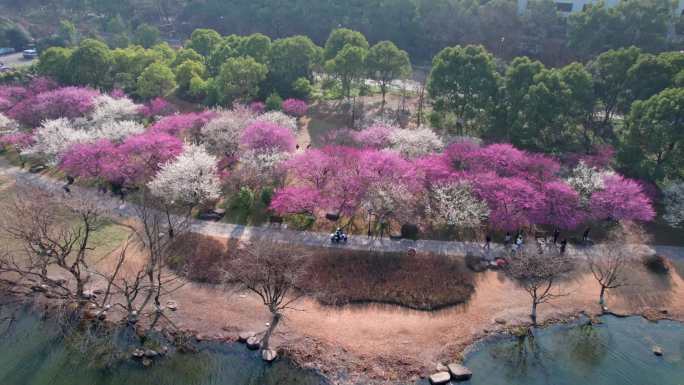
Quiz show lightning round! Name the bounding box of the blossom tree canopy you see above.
[426,181,489,227]
[23,118,93,163]
[112,132,183,185]
[589,174,656,222]
[352,123,394,149]
[281,98,308,117]
[566,162,614,204]
[663,182,684,228]
[8,87,100,127]
[148,143,222,207]
[150,111,217,137]
[140,97,176,119]
[250,111,298,133]
[537,181,584,230]
[472,175,544,231]
[283,149,336,188]
[269,186,321,215]
[240,121,296,153]
[95,120,145,142]
[200,107,254,156]
[89,94,141,127]
[388,127,444,158]
[0,113,14,131]
[59,139,118,180]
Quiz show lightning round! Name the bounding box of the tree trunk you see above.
[380,85,387,113]
[599,285,606,307]
[261,312,281,351]
[530,301,538,326]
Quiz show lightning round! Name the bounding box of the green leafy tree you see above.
[134,23,161,48]
[175,60,206,99]
[38,47,73,84]
[207,42,237,76]
[366,40,412,111]
[587,47,641,128]
[238,33,271,63]
[266,92,283,111]
[621,88,684,182]
[58,20,77,46]
[68,38,113,88]
[172,48,204,68]
[497,56,545,140]
[215,56,268,105]
[4,25,31,51]
[268,35,321,97]
[427,45,498,135]
[325,44,367,100]
[187,28,222,57]
[137,62,177,99]
[625,53,677,106]
[323,28,369,61]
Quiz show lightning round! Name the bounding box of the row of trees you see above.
[35,27,412,109]
[427,45,684,183]
[5,0,683,65]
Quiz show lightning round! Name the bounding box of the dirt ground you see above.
[161,238,684,385]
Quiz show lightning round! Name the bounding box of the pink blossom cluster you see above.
[6,86,100,127]
[249,101,266,115]
[139,97,177,119]
[149,111,217,137]
[59,132,183,186]
[0,131,34,149]
[271,140,655,230]
[281,98,308,117]
[352,123,393,149]
[240,121,297,153]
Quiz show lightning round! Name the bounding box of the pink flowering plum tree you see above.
[352,123,394,149]
[110,132,183,186]
[140,97,177,119]
[0,86,31,112]
[249,101,266,115]
[8,87,100,127]
[281,98,309,117]
[59,139,118,180]
[472,175,545,231]
[537,181,585,230]
[240,121,296,153]
[270,186,322,216]
[282,149,336,188]
[589,175,655,222]
[149,111,217,138]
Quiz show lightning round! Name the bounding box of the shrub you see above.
[169,233,227,283]
[249,101,266,114]
[281,98,308,117]
[8,87,100,127]
[265,92,283,111]
[643,254,669,274]
[291,77,312,100]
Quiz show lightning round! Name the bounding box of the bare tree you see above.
[226,242,306,350]
[0,187,103,305]
[506,246,574,325]
[587,245,630,308]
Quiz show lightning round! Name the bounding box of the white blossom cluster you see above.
[201,108,254,156]
[239,148,291,175]
[362,181,415,223]
[89,95,141,127]
[148,143,221,206]
[251,111,298,133]
[566,161,615,204]
[22,118,93,163]
[426,181,489,227]
[0,113,15,132]
[663,182,684,228]
[95,120,145,142]
[389,128,444,158]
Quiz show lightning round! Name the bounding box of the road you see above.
[0,52,36,69]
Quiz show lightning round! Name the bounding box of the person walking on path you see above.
[484,234,491,251]
[560,239,568,254]
[553,228,560,244]
[583,227,591,244]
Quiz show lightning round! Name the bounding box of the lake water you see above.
[0,306,326,385]
[458,315,684,385]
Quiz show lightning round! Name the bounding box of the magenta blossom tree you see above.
[249,101,266,115]
[352,123,394,149]
[472,175,544,231]
[281,99,308,117]
[589,175,655,222]
[7,87,100,127]
[149,111,217,137]
[59,139,118,180]
[140,97,176,119]
[270,186,322,215]
[240,121,296,153]
[537,181,585,230]
[0,131,34,150]
[108,132,183,185]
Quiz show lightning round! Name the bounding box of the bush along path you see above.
[1,159,681,260]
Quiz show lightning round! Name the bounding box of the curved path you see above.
[1,158,683,259]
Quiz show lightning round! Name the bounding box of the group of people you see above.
[485,227,591,255]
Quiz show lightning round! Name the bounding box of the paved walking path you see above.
[2,159,683,259]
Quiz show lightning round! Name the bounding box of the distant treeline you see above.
[2,0,683,65]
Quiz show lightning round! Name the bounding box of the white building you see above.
[517,0,684,16]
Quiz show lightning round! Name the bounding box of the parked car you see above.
[22,49,38,59]
[0,48,15,56]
